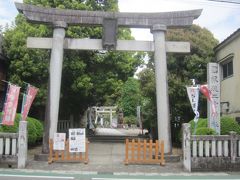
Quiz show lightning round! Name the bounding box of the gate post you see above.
[18,121,28,168]
[230,131,237,163]
[183,123,191,172]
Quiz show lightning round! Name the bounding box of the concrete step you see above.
[87,135,147,143]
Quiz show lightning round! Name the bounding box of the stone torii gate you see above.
[16,3,202,153]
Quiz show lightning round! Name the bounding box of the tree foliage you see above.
[138,25,218,137]
[3,0,142,118]
[167,25,218,122]
[118,77,142,117]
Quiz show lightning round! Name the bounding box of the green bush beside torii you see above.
[0,113,43,145]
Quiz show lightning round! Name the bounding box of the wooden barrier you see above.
[48,138,89,164]
[125,139,165,166]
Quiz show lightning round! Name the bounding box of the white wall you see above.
[216,35,240,118]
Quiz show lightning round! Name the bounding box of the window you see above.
[222,56,233,79]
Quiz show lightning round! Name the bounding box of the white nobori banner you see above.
[186,86,200,123]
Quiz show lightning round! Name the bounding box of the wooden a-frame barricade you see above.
[48,139,89,164]
[125,139,165,166]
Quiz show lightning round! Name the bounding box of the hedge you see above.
[0,112,44,145]
[195,127,217,135]
[0,113,20,133]
[189,116,240,135]
[124,115,137,125]
[189,118,208,133]
[221,116,240,135]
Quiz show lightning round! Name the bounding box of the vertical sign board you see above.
[137,106,142,129]
[69,128,86,152]
[207,63,221,134]
[53,133,66,150]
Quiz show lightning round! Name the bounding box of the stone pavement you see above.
[24,142,183,175]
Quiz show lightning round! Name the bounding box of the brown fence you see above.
[125,139,165,165]
[48,139,89,164]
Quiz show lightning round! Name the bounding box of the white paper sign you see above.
[69,128,86,152]
[53,133,66,150]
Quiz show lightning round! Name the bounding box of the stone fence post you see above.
[230,131,237,163]
[18,121,28,168]
[182,123,191,172]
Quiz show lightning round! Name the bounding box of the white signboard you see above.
[207,63,221,134]
[69,128,86,152]
[53,133,66,150]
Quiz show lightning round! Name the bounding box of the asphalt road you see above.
[0,174,74,180]
[2,172,240,180]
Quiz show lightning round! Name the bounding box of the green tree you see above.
[118,77,142,117]
[167,25,218,122]
[138,25,218,139]
[3,0,142,119]
[138,68,158,138]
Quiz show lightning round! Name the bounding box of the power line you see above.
[171,0,240,9]
[206,0,240,4]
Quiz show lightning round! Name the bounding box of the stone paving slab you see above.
[24,141,184,174]
[22,160,184,174]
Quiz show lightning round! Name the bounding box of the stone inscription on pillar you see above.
[207,63,220,135]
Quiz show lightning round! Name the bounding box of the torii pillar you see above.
[49,21,67,139]
[151,24,171,152]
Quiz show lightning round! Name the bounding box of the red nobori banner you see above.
[21,85,38,121]
[2,84,21,126]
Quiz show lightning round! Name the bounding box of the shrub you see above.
[0,113,21,133]
[189,116,240,135]
[124,116,137,125]
[0,112,44,145]
[221,116,240,135]
[195,127,216,135]
[28,117,43,141]
[177,116,240,144]
[189,118,208,134]
[27,118,38,145]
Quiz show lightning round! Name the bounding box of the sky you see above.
[0,0,240,42]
